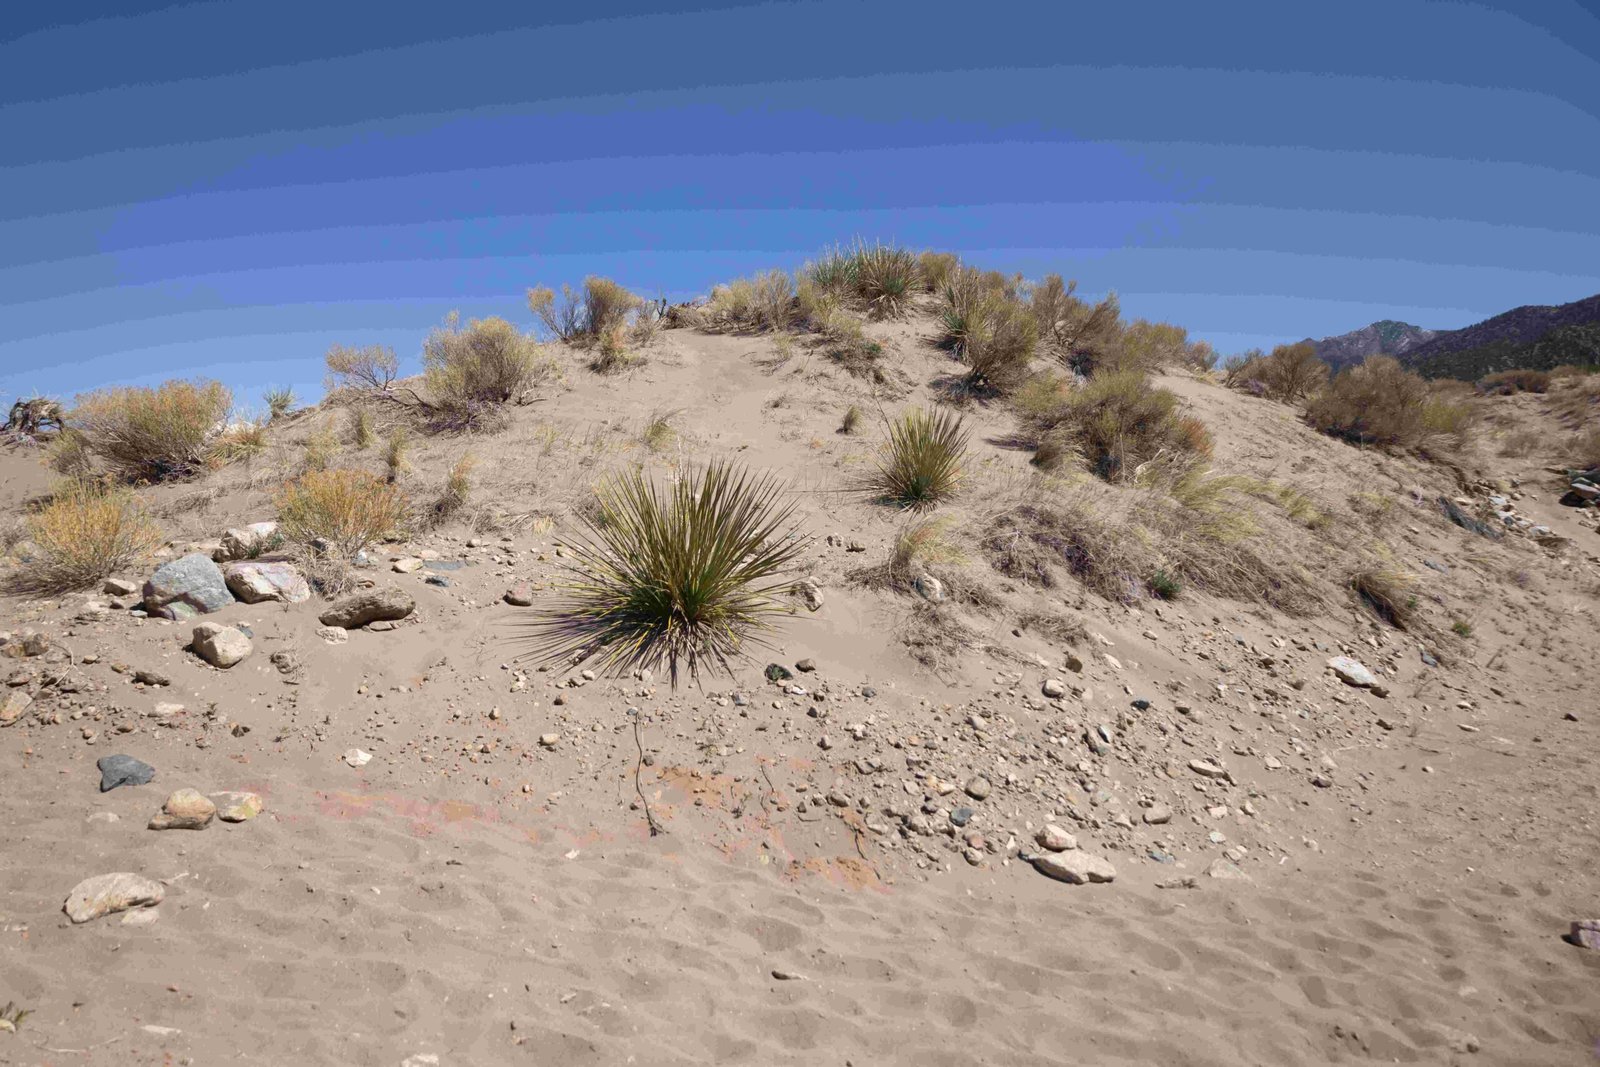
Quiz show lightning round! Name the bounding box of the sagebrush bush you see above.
[1114,320,1190,375]
[527,284,583,342]
[706,270,796,332]
[1306,357,1475,453]
[1478,369,1550,395]
[71,379,232,482]
[520,461,807,685]
[276,468,407,560]
[1031,370,1211,481]
[18,481,163,593]
[1030,274,1122,374]
[962,295,1039,393]
[583,277,640,340]
[325,344,399,392]
[871,407,970,509]
[917,251,960,293]
[1226,341,1328,402]
[422,313,551,425]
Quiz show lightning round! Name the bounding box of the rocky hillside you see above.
[1403,292,1600,380]
[1305,319,1435,372]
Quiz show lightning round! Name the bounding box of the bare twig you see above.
[630,710,664,837]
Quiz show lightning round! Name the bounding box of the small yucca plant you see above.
[871,407,970,510]
[520,461,808,686]
[853,242,921,319]
[263,387,297,421]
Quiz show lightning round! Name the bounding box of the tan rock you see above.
[149,788,215,830]
[64,872,165,923]
[209,791,263,822]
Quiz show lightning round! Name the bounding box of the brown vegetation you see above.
[13,481,163,593]
[1305,357,1475,454]
[71,379,233,482]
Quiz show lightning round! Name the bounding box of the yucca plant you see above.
[853,242,921,319]
[520,461,808,685]
[263,386,297,421]
[871,407,970,509]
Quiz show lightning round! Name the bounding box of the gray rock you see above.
[1328,656,1378,688]
[192,623,252,668]
[1033,850,1116,885]
[213,522,281,562]
[1143,804,1173,825]
[64,872,165,923]
[318,587,416,629]
[1569,920,1600,950]
[97,754,155,792]
[223,561,310,604]
[102,577,140,596]
[143,553,234,620]
[1042,678,1066,698]
[795,578,825,612]
[1206,857,1253,881]
[964,776,991,801]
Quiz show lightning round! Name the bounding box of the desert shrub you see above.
[1221,350,1263,389]
[422,313,550,425]
[804,241,923,319]
[350,408,376,450]
[1183,340,1219,372]
[1551,374,1600,425]
[984,499,1148,601]
[917,251,960,293]
[1574,426,1600,469]
[961,296,1039,393]
[301,423,339,472]
[630,297,667,346]
[940,266,1010,353]
[1224,342,1327,402]
[325,344,399,392]
[46,429,96,479]
[814,306,884,378]
[1114,320,1190,375]
[263,387,297,420]
[71,379,232,482]
[1451,619,1473,638]
[592,324,638,374]
[852,516,996,608]
[583,277,641,340]
[211,416,270,464]
[1030,274,1122,374]
[1305,357,1474,453]
[1034,370,1212,481]
[706,270,796,332]
[1350,563,1418,630]
[16,481,163,593]
[427,453,476,527]
[870,407,970,509]
[1478,368,1550,395]
[1148,568,1181,600]
[527,284,583,342]
[276,467,407,559]
[383,427,411,483]
[520,461,807,685]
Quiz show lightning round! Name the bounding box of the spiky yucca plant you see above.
[871,407,970,509]
[521,461,808,685]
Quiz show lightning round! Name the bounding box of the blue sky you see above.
[3,0,1598,408]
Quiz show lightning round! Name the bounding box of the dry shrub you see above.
[72,379,232,482]
[1350,564,1418,630]
[527,284,583,342]
[427,453,476,527]
[1227,341,1328,402]
[583,277,641,340]
[1015,610,1089,645]
[985,498,1149,601]
[813,305,884,378]
[423,313,552,426]
[324,344,399,393]
[839,404,863,434]
[1114,320,1190,375]
[211,416,270,464]
[940,266,1011,354]
[1031,370,1211,481]
[592,324,638,374]
[301,423,339,472]
[276,468,407,560]
[15,481,163,593]
[961,296,1039,394]
[383,427,412,483]
[630,298,666,347]
[852,517,996,609]
[1551,374,1600,425]
[917,251,960,292]
[46,429,95,479]
[1306,357,1475,453]
[1478,369,1550,395]
[527,277,640,347]
[706,270,796,332]
[1572,425,1600,469]
[350,408,376,450]
[1183,340,1219,372]
[1030,274,1122,374]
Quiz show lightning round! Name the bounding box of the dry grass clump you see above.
[1305,357,1475,454]
[705,270,796,332]
[12,480,163,593]
[985,498,1149,602]
[1015,609,1089,646]
[1550,373,1600,426]
[1350,563,1419,630]
[45,429,96,479]
[1571,425,1600,469]
[852,516,997,609]
[1477,369,1550,395]
[1027,369,1211,481]
[917,251,960,292]
[1225,341,1328,402]
[210,416,270,464]
[71,378,232,482]
[300,422,340,472]
[807,300,885,378]
[422,313,553,427]
[383,427,412,483]
[839,404,863,434]
[350,408,376,450]
[641,409,678,452]
[424,453,476,528]
[519,461,808,685]
[960,295,1039,394]
[276,467,407,560]
[325,344,399,393]
[870,407,970,509]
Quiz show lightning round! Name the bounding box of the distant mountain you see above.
[1305,320,1435,372]
[1399,293,1600,380]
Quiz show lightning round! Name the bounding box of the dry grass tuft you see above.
[350,408,376,450]
[705,270,796,332]
[425,453,476,528]
[11,481,163,593]
[1350,564,1419,630]
[383,427,412,483]
[641,409,678,452]
[211,416,271,464]
[72,378,232,482]
[839,404,863,435]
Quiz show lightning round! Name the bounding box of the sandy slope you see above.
[2,311,1599,1065]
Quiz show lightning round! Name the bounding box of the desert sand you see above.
[2,305,1599,1066]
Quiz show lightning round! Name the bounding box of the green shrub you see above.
[871,407,970,509]
[263,387,297,421]
[72,379,232,482]
[1148,568,1182,600]
[520,461,807,685]
[804,241,923,319]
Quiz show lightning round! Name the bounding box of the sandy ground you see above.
[3,311,1599,1065]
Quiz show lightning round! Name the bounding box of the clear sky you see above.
[3,0,1598,409]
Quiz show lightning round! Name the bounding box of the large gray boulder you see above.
[143,554,234,620]
[224,561,310,604]
[318,587,415,629]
